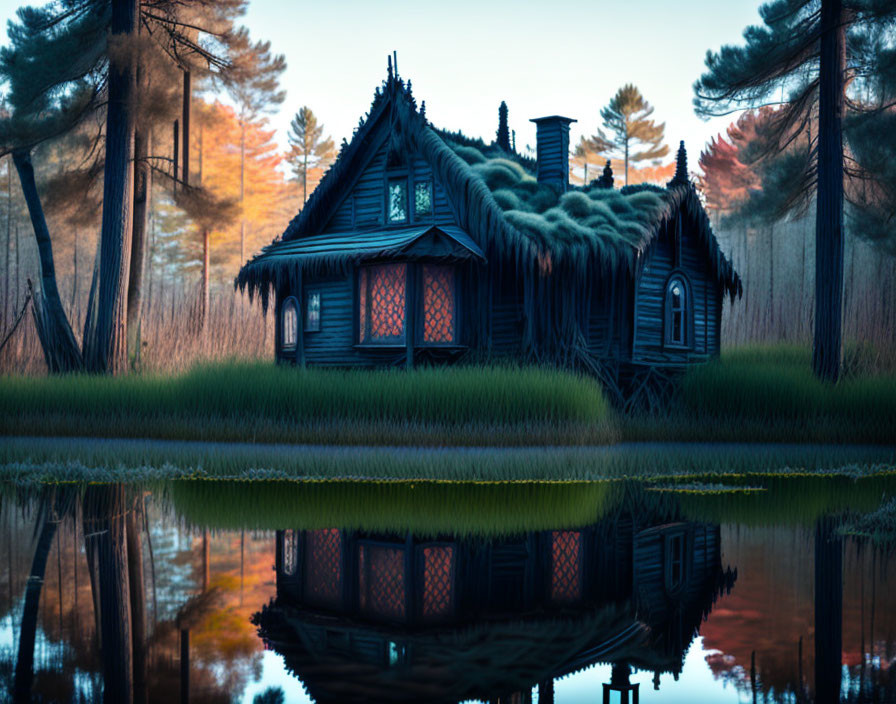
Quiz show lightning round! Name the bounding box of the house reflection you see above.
[253,501,737,703]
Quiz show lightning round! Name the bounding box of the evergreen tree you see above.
[693,0,896,382]
[496,101,511,152]
[287,107,335,206]
[583,84,669,186]
[224,27,286,263]
[0,0,247,373]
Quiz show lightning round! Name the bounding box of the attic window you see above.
[414,181,433,218]
[359,264,407,344]
[387,177,408,223]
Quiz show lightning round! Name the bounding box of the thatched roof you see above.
[235,69,741,362]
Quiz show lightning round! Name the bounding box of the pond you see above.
[0,475,894,703]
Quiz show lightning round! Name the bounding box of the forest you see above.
[0,0,893,404]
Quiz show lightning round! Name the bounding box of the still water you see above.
[0,477,894,703]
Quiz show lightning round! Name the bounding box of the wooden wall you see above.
[322,129,458,233]
[632,213,723,365]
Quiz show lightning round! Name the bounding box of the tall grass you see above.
[625,345,896,444]
[1,436,893,484]
[0,362,613,445]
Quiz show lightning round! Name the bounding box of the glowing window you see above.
[414,181,433,218]
[303,528,343,608]
[550,530,583,603]
[358,543,407,622]
[306,291,321,332]
[281,298,298,350]
[422,265,456,344]
[388,178,408,223]
[665,276,689,347]
[359,264,407,344]
[422,545,454,620]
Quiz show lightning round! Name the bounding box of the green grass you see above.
[626,345,896,444]
[0,346,894,446]
[1,436,893,484]
[0,362,615,446]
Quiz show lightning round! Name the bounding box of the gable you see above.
[321,133,458,234]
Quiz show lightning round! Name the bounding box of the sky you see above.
[0,0,765,166]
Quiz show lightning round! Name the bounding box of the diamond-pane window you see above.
[422,545,454,621]
[303,528,343,608]
[359,264,406,344]
[550,530,583,603]
[358,543,407,622]
[422,265,455,344]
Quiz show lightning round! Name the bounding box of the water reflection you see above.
[0,480,893,703]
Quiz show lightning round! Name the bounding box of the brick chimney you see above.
[529,115,576,192]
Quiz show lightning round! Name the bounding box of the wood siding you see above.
[322,137,458,233]
[632,216,722,364]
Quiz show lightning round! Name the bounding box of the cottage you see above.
[252,492,737,702]
[237,64,741,398]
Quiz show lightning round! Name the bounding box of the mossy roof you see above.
[237,74,741,315]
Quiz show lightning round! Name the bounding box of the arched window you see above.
[665,276,689,348]
[281,297,298,351]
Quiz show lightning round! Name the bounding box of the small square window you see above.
[388,178,408,223]
[414,181,433,218]
[306,291,321,332]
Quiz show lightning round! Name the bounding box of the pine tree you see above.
[583,84,669,186]
[224,27,286,264]
[693,0,896,382]
[287,107,335,206]
[0,0,248,373]
[496,101,511,152]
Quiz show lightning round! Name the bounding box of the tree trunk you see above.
[201,229,209,329]
[4,157,11,331]
[126,501,147,704]
[85,0,138,374]
[814,516,843,704]
[84,484,134,704]
[11,149,83,372]
[127,128,152,364]
[13,509,58,703]
[240,122,246,264]
[182,71,191,187]
[812,0,846,382]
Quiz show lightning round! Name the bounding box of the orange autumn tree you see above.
[191,101,297,289]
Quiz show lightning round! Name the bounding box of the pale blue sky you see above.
[1,0,764,166]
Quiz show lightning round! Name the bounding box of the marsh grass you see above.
[627,345,896,444]
[0,362,615,446]
[1,436,893,484]
[166,480,621,536]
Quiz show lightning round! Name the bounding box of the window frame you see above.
[356,262,409,347]
[663,529,690,596]
[305,290,322,333]
[413,179,434,221]
[385,173,410,225]
[663,272,692,350]
[417,263,459,347]
[280,296,299,352]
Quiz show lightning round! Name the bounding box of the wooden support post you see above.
[296,268,305,368]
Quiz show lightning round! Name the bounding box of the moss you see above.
[453,145,486,165]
